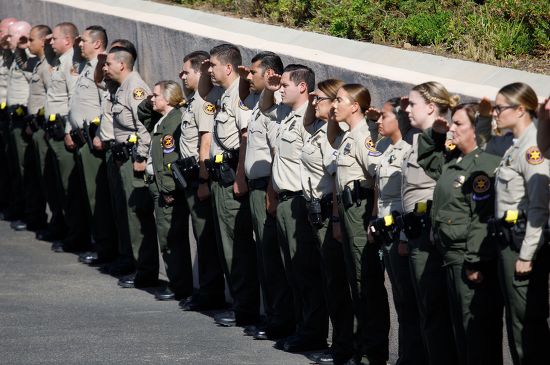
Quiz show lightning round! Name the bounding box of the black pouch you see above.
[70,129,86,148]
[509,219,527,252]
[307,198,323,228]
[205,159,220,182]
[402,212,422,240]
[342,186,354,209]
[45,114,66,141]
[370,217,394,245]
[112,143,130,163]
[218,161,236,187]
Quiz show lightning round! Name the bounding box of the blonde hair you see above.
[498,82,538,118]
[341,84,371,113]
[412,81,460,115]
[155,80,185,107]
[318,79,344,99]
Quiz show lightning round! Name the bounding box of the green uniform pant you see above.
[249,186,294,329]
[382,239,427,364]
[117,159,158,281]
[438,243,503,365]
[79,147,117,260]
[22,129,47,229]
[277,196,327,340]
[498,242,550,365]
[40,135,65,236]
[6,123,27,218]
[338,197,389,364]
[47,138,89,248]
[408,231,457,365]
[150,182,192,298]
[211,181,259,318]
[0,119,10,209]
[314,217,354,362]
[184,183,225,302]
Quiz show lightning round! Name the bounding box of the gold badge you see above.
[162,134,175,154]
[472,174,490,194]
[133,88,146,100]
[445,140,456,151]
[526,146,544,165]
[365,138,381,156]
[203,102,215,115]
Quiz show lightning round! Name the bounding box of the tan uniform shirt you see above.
[269,101,320,193]
[375,138,411,217]
[244,91,279,180]
[335,121,380,193]
[179,90,219,160]
[98,88,115,141]
[111,71,151,157]
[27,56,51,114]
[45,48,78,117]
[300,121,337,201]
[401,133,437,213]
[495,121,550,260]
[68,58,104,131]
[6,54,33,106]
[210,78,254,157]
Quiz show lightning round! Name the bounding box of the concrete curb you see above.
[2,0,548,104]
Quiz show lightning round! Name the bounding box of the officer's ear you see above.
[225,63,233,77]
[426,101,437,116]
[298,81,308,94]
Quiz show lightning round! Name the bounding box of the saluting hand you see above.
[432,117,449,134]
[538,98,550,124]
[200,59,211,74]
[366,107,381,121]
[237,65,250,79]
[515,259,533,276]
[264,71,282,92]
[399,96,409,111]
[479,97,493,118]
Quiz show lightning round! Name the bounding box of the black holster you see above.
[45,114,66,141]
[111,142,131,163]
[172,156,199,191]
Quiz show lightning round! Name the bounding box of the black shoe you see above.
[214,311,236,327]
[283,335,328,353]
[118,274,136,288]
[274,333,297,350]
[51,241,64,253]
[310,349,335,364]
[10,220,27,231]
[244,325,259,336]
[179,296,228,311]
[36,230,61,242]
[342,357,366,365]
[155,287,175,301]
[254,324,294,341]
[79,251,97,263]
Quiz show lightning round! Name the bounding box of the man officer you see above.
[103,47,159,289]
[67,25,117,264]
[177,50,226,311]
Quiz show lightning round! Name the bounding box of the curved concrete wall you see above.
[2,0,548,105]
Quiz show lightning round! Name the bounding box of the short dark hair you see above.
[251,51,283,75]
[31,24,51,39]
[110,39,137,62]
[183,50,209,72]
[209,43,241,71]
[85,25,108,49]
[55,22,78,40]
[109,46,134,70]
[283,64,315,93]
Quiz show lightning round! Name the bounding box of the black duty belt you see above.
[248,176,270,191]
[278,190,303,202]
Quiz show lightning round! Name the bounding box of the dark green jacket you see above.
[418,128,501,265]
[151,107,182,195]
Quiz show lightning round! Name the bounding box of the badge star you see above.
[476,179,486,190]
[530,150,541,161]
[134,89,144,98]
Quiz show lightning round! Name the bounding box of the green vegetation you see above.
[173,0,549,66]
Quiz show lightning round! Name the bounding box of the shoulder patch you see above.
[133,87,146,100]
[472,174,491,201]
[162,134,175,154]
[365,138,381,156]
[203,102,216,115]
[526,146,544,165]
[239,100,249,111]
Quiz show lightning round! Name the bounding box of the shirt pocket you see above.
[435,210,470,243]
[279,129,298,158]
[214,112,230,138]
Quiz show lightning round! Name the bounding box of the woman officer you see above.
[417,103,504,365]
[147,80,193,301]
[493,82,550,365]
[302,79,354,365]
[332,84,389,365]
[402,81,458,364]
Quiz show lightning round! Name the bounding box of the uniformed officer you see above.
[238,51,295,340]
[177,50,226,310]
[19,25,53,234]
[45,22,90,253]
[199,43,260,327]
[103,46,159,289]
[418,103,504,365]
[304,78,354,365]
[493,82,550,365]
[147,80,193,301]
[0,17,17,216]
[371,98,427,365]
[402,81,458,365]
[5,21,34,228]
[332,84,389,365]
[260,64,328,352]
[68,25,116,264]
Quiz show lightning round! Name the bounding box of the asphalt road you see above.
[0,220,520,365]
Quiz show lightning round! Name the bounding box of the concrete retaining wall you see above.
[1,0,548,105]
